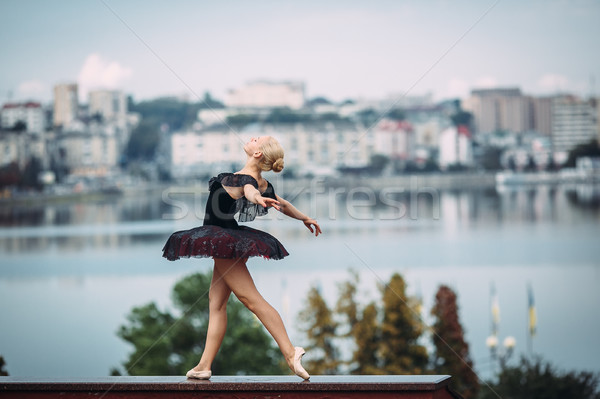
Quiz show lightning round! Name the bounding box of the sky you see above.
[1,0,599,105]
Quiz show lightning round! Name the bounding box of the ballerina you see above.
[163,136,321,380]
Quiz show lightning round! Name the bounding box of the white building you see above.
[264,121,370,173]
[53,83,79,127]
[197,108,228,126]
[0,130,46,169]
[52,121,119,177]
[551,95,598,154]
[169,121,371,179]
[1,102,46,133]
[88,90,127,123]
[225,81,305,110]
[88,89,133,152]
[373,119,414,160]
[439,126,473,168]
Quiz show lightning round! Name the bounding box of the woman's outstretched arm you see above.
[243,184,281,210]
[275,194,322,236]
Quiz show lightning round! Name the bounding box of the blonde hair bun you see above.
[272,157,284,173]
[259,136,285,173]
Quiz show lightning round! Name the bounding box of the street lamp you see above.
[486,334,516,369]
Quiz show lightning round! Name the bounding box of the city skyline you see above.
[1,1,599,105]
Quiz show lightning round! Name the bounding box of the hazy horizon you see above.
[1,0,599,104]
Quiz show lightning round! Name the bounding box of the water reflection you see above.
[0,191,173,228]
[0,185,598,254]
[0,183,599,378]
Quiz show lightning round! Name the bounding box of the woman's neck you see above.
[237,158,262,180]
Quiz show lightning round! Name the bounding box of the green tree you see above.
[450,111,473,128]
[353,302,382,374]
[264,107,310,123]
[129,97,197,131]
[199,92,225,109]
[298,285,340,374]
[356,108,378,126]
[565,139,600,168]
[387,108,406,121]
[368,154,390,174]
[479,146,503,171]
[335,270,382,374]
[379,273,428,374]
[226,113,260,126]
[21,156,43,189]
[336,270,359,332]
[126,120,161,161]
[430,285,479,399]
[0,162,21,187]
[480,356,600,399]
[0,355,8,376]
[113,271,284,376]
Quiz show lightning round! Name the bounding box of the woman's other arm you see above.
[275,194,322,236]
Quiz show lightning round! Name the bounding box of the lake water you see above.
[0,181,599,381]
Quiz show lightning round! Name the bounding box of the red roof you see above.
[378,119,413,132]
[457,125,471,138]
[2,102,41,109]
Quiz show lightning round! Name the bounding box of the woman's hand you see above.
[303,218,322,237]
[255,194,281,211]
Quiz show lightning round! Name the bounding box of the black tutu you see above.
[162,225,289,261]
[162,173,289,262]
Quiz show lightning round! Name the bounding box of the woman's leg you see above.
[192,261,232,372]
[214,258,297,370]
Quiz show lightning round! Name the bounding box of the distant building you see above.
[1,102,46,133]
[169,120,370,179]
[531,96,553,136]
[88,90,127,123]
[53,83,79,127]
[88,89,132,152]
[265,120,369,171]
[377,92,434,110]
[50,120,119,177]
[0,130,45,169]
[551,95,598,153]
[225,80,305,110]
[439,126,472,168]
[463,88,533,134]
[374,119,414,161]
[197,108,228,126]
[169,125,241,179]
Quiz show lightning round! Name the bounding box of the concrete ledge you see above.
[1,375,460,398]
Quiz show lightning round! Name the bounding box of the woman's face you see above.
[244,136,267,156]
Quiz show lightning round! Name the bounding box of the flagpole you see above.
[527,282,536,355]
[526,289,532,355]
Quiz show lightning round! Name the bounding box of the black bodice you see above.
[203,173,277,230]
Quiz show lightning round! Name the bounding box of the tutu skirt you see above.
[162,225,289,261]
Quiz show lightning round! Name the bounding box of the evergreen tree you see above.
[379,273,428,374]
[126,120,161,161]
[0,355,8,376]
[480,356,600,399]
[430,285,479,399]
[335,270,359,335]
[353,302,382,374]
[113,271,284,376]
[335,271,382,374]
[298,285,340,374]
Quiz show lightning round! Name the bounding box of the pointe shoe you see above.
[186,368,212,380]
[292,347,310,380]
